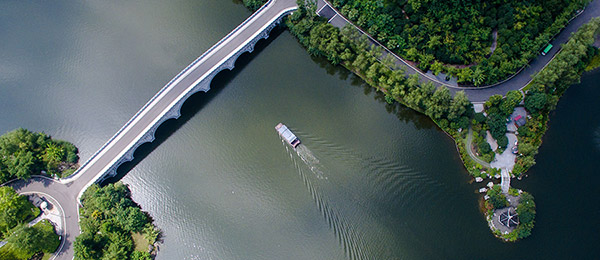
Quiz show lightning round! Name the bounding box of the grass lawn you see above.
[132,232,150,253]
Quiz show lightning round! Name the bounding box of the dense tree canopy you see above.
[0,128,79,183]
[330,0,588,85]
[5,220,60,259]
[486,185,509,209]
[0,187,38,238]
[287,3,474,134]
[75,182,159,260]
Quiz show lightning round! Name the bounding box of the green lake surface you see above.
[0,0,598,259]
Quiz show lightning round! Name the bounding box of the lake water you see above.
[0,0,598,259]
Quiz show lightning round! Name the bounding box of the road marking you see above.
[19,192,67,260]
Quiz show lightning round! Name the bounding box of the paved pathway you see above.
[466,128,491,168]
[315,0,600,102]
[490,133,518,193]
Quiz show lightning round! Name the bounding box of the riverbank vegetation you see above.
[513,17,600,176]
[0,128,79,183]
[75,182,160,260]
[287,1,474,136]
[239,0,595,242]
[329,0,589,86]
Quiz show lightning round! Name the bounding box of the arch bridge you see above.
[65,0,298,199]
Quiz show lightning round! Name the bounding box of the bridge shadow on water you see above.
[101,25,286,185]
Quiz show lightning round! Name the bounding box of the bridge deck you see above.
[66,0,298,197]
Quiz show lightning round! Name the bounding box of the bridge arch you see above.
[96,11,290,183]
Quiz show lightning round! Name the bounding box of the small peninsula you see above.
[241,0,600,241]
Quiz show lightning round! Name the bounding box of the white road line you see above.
[76,5,298,201]
[19,192,67,260]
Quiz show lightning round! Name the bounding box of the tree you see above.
[74,231,105,260]
[6,221,59,259]
[518,142,537,156]
[487,113,507,140]
[0,186,36,237]
[448,91,472,122]
[457,68,473,84]
[426,86,451,120]
[524,92,547,114]
[478,141,492,154]
[487,186,509,209]
[500,90,523,116]
[472,67,486,86]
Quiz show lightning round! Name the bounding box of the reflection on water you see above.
[595,126,600,151]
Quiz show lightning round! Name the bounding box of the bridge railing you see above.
[64,0,277,184]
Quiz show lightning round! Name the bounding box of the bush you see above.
[497,135,508,149]
[486,186,509,209]
[5,220,59,259]
[478,140,492,154]
[0,187,38,238]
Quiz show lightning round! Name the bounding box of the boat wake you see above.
[295,144,326,179]
[280,138,373,260]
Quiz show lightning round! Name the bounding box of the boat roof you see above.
[277,124,298,142]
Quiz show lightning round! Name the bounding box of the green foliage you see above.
[242,0,267,11]
[478,140,492,154]
[286,3,475,134]
[0,128,79,183]
[75,182,158,260]
[497,135,508,149]
[524,92,547,114]
[0,186,38,238]
[486,185,508,209]
[585,51,600,71]
[514,192,536,239]
[331,0,588,85]
[500,91,523,115]
[131,251,152,260]
[486,113,507,140]
[4,220,60,259]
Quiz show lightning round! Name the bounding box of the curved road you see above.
[7,177,79,260]
[5,0,599,259]
[316,0,600,102]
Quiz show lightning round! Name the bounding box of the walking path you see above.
[315,0,600,102]
[466,128,491,168]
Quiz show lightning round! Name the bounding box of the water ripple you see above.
[595,126,600,151]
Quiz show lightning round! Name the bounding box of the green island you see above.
[75,182,160,260]
[0,128,79,182]
[240,0,600,241]
[0,129,161,259]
